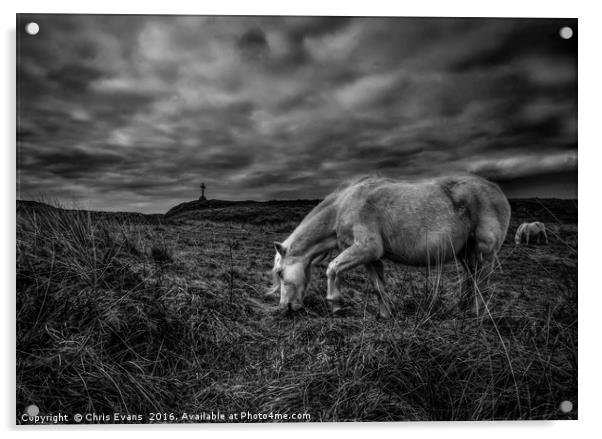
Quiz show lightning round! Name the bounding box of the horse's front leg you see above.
[326,232,384,314]
[326,271,343,313]
[365,260,391,319]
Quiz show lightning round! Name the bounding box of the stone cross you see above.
[199,182,207,200]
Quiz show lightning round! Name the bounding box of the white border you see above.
[3,1,599,438]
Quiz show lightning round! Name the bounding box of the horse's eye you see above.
[276,269,283,279]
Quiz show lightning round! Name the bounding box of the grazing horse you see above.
[515,222,548,245]
[268,175,511,317]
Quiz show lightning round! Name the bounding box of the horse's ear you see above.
[274,242,286,257]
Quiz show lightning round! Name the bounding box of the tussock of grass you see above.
[150,241,173,264]
[16,200,577,422]
[17,208,256,420]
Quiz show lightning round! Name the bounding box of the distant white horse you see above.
[515,222,548,245]
[268,175,511,318]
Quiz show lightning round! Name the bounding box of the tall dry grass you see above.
[17,206,257,420]
[16,202,577,422]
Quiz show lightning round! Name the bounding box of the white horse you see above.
[268,175,511,317]
[514,222,548,245]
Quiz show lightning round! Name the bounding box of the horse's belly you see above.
[383,222,470,266]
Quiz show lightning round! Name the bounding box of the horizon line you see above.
[17,196,578,216]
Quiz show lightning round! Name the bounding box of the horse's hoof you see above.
[458,303,480,318]
[263,294,278,303]
[327,299,345,315]
[377,304,392,319]
[331,303,349,317]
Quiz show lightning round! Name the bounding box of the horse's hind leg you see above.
[459,257,476,312]
[326,230,384,314]
[365,260,391,319]
[460,227,498,315]
[460,258,492,315]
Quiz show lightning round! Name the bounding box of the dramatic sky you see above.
[17,15,577,213]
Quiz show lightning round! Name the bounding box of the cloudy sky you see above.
[17,15,577,213]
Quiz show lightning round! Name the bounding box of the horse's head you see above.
[270,241,311,312]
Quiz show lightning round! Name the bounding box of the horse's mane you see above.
[335,172,494,193]
[335,173,388,191]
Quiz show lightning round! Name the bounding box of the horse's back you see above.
[338,175,510,232]
[528,221,546,235]
[532,221,546,230]
[334,175,510,264]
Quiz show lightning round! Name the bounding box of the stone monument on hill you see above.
[199,182,207,201]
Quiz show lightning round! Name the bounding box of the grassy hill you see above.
[16,197,577,422]
[17,200,164,224]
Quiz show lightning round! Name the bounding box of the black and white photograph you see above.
[16,14,577,423]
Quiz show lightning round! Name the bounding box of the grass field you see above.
[16,198,577,422]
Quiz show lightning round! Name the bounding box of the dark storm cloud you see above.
[46,64,106,92]
[237,27,270,59]
[17,15,577,213]
[280,17,351,66]
[20,146,124,178]
[450,19,577,73]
